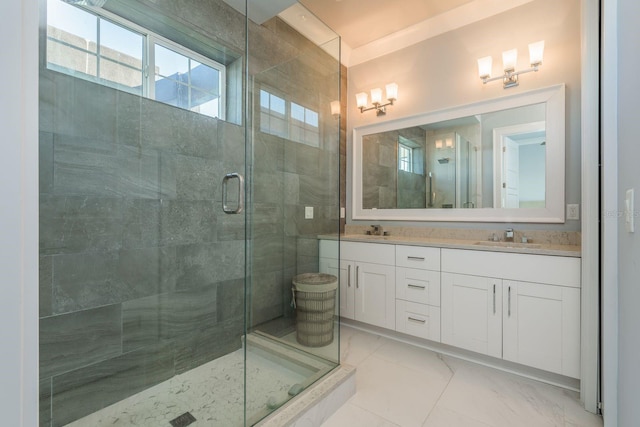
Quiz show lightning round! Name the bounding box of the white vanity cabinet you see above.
[502,280,581,378]
[441,273,502,358]
[319,240,396,329]
[441,249,581,378]
[395,245,441,341]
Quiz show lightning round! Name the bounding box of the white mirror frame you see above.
[352,84,566,223]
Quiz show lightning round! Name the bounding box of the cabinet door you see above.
[503,281,581,378]
[355,262,396,329]
[441,273,502,358]
[319,258,355,320]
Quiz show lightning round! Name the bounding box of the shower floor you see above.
[65,334,335,427]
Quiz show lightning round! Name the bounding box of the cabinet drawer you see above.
[395,267,440,306]
[341,241,395,265]
[442,249,581,288]
[395,300,440,342]
[396,245,440,270]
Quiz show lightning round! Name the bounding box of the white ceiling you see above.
[299,0,474,48]
[280,0,535,66]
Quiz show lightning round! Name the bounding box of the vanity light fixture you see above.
[478,41,544,89]
[355,83,398,116]
[435,138,454,149]
[330,100,341,118]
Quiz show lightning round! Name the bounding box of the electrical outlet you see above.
[567,204,579,220]
[305,206,313,219]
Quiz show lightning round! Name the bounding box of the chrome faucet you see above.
[504,228,514,242]
[371,224,383,236]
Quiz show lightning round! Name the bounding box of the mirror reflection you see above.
[361,103,545,210]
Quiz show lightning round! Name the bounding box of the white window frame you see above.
[46,0,226,120]
[148,35,226,120]
[398,142,413,173]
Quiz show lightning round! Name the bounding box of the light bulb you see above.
[330,100,340,116]
[502,48,518,72]
[385,83,398,101]
[477,56,493,79]
[529,40,545,66]
[370,88,383,105]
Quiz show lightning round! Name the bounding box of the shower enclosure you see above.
[38,0,342,425]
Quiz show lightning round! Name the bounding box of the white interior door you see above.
[504,137,520,208]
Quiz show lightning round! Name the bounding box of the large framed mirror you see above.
[352,84,565,222]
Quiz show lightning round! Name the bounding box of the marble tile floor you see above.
[322,325,604,427]
[64,341,318,427]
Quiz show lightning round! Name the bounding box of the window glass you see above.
[155,44,189,81]
[399,144,413,172]
[46,0,225,118]
[99,19,144,93]
[47,0,98,77]
[47,0,97,51]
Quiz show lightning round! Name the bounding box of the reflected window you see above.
[46,0,225,118]
[290,102,319,147]
[398,143,413,173]
[260,89,287,138]
[259,89,320,147]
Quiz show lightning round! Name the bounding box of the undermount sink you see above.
[473,241,542,249]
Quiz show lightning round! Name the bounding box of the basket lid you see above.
[292,273,338,292]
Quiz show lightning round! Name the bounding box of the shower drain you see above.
[169,412,197,427]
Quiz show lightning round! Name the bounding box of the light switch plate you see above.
[340,207,345,218]
[305,206,313,219]
[625,189,634,233]
[567,204,580,220]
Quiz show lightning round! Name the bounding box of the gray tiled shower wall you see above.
[362,126,426,209]
[38,1,341,425]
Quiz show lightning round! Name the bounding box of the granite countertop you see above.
[317,233,581,258]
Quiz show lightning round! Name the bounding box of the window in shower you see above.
[259,88,320,147]
[46,0,225,119]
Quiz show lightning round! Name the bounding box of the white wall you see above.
[0,0,39,425]
[347,0,582,230]
[616,0,640,425]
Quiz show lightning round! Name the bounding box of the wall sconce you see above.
[330,100,341,118]
[478,40,544,89]
[355,83,398,116]
[435,138,454,149]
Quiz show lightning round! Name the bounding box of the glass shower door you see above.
[244,2,342,424]
[39,0,249,425]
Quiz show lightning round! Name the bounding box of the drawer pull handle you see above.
[407,256,425,261]
[408,284,426,290]
[347,264,351,287]
[356,266,359,289]
[408,316,426,324]
[508,286,512,317]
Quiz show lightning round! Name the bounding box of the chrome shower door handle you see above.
[222,173,245,214]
